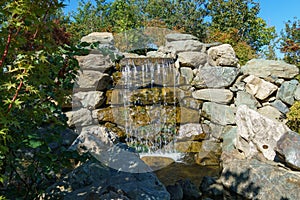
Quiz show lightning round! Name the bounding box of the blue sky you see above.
[63,0,299,34]
[258,0,299,34]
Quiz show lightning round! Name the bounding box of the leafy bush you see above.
[0,1,89,198]
[287,101,300,134]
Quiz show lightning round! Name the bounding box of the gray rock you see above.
[177,123,207,141]
[166,183,183,200]
[70,125,154,173]
[192,66,239,88]
[81,32,114,45]
[220,155,300,200]
[234,91,260,110]
[180,67,194,83]
[222,126,238,152]
[202,102,236,125]
[45,160,170,200]
[236,105,290,161]
[65,108,93,127]
[294,84,300,100]
[166,40,204,54]
[192,89,233,104]
[76,53,114,73]
[241,59,299,79]
[76,70,113,91]
[207,44,239,67]
[277,79,298,105]
[258,105,284,122]
[270,100,289,114]
[244,75,278,100]
[177,179,201,199]
[177,51,207,67]
[200,176,224,196]
[165,33,198,42]
[195,138,222,166]
[73,91,105,109]
[146,51,167,58]
[180,97,202,110]
[276,131,300,170]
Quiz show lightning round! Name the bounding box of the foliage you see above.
[66,0,110,43]
[280,18,300,68]
[106,0,142,33]
[0,0,87,198]
[207,0,276,52]
[206,28,257,65]
[140,0,209,40]
[286,101,300,134]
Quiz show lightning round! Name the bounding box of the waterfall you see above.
[113,58,181,157]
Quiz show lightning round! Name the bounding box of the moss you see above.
[287,101,300,134]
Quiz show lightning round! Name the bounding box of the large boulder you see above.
[241,59,299,79]
[235,105,290,160]
[202,102,236,125]
[243,75,278,100]
[45,160,170,200]
[165,33,198,42]
[75,70,113,91]
[165,40,204,54]
[65,108,93,127]
[207,44,239,67]
[177,51,207,67]
[73,91,105,109]
[76,53,114,73]
[220,153,300,200]
[81,32,114,45]
[276,79,298,105]
[276,131,300,170]
[192,89,233,104]
[192,66,239,88]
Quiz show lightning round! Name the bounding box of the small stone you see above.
[180,67,194,83]
[271,100,289,114]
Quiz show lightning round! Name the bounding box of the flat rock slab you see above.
[241,59,299,79]
[192,89,233,104]
[192,66,239,89]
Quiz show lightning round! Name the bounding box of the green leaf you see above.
[28,140,43,149]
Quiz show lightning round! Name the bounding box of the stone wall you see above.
[61,32,300,200]
[65,32,300,163]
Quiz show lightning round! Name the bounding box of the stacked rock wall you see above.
[66,32,299,164]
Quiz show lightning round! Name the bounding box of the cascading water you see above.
[112,58,183,159]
